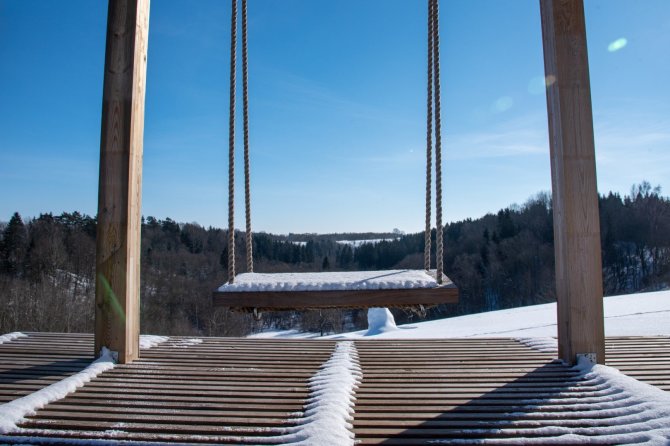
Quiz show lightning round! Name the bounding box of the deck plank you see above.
[0,333,667,444]
[0,332,93,404]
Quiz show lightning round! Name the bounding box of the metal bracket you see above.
[577,352,597,365]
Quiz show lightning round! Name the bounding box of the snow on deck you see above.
[169,338,204,348]
[1,334,668,444]
[515,337,559,352]
[0,348,116,434]
[572,357,670,444]
[218,270,438,292]
[425,357,670,444]
[139,335,169,349]
[0,332,26,345]
[278,341,362,446]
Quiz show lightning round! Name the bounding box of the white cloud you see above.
[491,96,514,113]
[594,115,670,193]
[445,114,549,160]
[259,71,410,125]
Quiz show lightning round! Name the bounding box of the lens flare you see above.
[545,75,557,87]
[99,274,127,324]
[608,38,628,52]
[492,96,514,113]
[528,76,546,95]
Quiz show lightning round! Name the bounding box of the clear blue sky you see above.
[1,1,668,234]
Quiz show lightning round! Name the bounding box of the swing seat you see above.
[213,269,458,312]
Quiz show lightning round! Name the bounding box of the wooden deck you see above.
[606,335,670,390]
[0,333,93,404]
[1,333,668,444]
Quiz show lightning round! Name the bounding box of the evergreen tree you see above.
[0,212,28,276]
[336,244,354,269]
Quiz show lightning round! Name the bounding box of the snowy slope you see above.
[336,289,670,339]
[251,289,670,339]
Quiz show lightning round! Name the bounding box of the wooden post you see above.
[95,0,150,364]
[540,0,605,365]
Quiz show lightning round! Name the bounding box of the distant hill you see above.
[1,182,668,336]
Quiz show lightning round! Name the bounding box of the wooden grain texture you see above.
[213,274,458,311]
[0,333,668,444]
[4,335,334,445]
[540,0,605,365]
[353,337,669,445]
[606,336,670,391]
[95,0,150,364]
[0,333,93,404]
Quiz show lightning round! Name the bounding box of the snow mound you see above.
[218,270,438,292]
[0,332,26,345]
[366,308,398,336]
[0,348,116,434]
[561,357,670,444]
[279,341,362,445]
[139,335,169,349]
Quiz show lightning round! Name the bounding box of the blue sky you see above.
[1,1,668,234]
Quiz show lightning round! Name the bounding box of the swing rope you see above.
[432,0,445,284]
[228,0,253,283]
[424,0,434,273]
[228,0,445,284]
[227,0,237,282]
[242,0,253,274]
[425,0,444,283]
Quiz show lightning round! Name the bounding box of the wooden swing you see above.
[214,0,458,313]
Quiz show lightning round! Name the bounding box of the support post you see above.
[95,0,150,364]
[540,0,605,364]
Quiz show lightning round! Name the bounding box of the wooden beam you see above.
[540,0,605,364]
[95,0,150,364]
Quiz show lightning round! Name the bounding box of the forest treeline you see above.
[1,182,669,336]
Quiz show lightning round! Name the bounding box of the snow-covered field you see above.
[250,289,670,339]
[335,238,397,248]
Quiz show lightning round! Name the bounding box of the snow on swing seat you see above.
[213,269,458,311]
